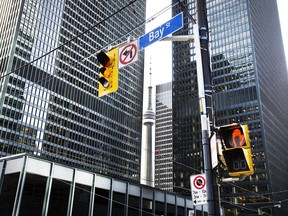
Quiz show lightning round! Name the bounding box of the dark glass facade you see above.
[172,0,288,215]
[0,0,146,183]
[155,82,173,191]
[0,154,197,216]
[172,0,202,197]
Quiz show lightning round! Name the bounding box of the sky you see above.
[143,0,288,91]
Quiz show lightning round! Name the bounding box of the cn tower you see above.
[141,69,156,187]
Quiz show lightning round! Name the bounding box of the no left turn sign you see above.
[118,40,138,69]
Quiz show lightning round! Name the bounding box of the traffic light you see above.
[96,47,119,97]
[218,124,254,177]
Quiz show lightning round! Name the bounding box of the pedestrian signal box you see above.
[218,124,254,177]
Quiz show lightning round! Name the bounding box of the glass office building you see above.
[0,0,146,183]
[172,0,288,215]
[0,154,198,216]
[155,82,173,191]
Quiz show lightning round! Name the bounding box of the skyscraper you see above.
[171,0,288,215]
[0,0,146,183]
[155,82,173,191]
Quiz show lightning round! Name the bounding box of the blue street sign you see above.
[139,12,183,51]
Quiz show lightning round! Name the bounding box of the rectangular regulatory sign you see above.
[118,40,138,69]
[139,12,183,50]
[190,174,208,206]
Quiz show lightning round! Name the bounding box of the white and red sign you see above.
[190,174,208,205]
[118,40,138,69]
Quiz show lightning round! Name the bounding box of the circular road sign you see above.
[193,175,206,190]
[119,42,138,68]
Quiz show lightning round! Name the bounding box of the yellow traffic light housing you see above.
[219,124,254,177]
[96,47,119,97]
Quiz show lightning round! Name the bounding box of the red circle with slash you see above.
[193,175,206,190]
[119,43,137,65]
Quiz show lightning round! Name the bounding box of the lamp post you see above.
[162,0,216,213]
[195,0,215,215]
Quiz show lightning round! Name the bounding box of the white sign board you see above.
[118,40,138,69]
[190,174,208,206]
[210,133,218,169]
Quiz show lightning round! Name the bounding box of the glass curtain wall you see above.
[0,0,146,183]
[171,0,288,215]
[0,155,196,216]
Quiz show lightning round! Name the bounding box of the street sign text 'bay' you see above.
[139,12,183,50]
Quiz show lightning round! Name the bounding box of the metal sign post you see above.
[194,22,215,216]
[194,0,216,214]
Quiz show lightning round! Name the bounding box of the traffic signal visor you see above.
[96,47,119,97]
[219,124,254,177]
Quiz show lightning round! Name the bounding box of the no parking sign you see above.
[190,174,208,205]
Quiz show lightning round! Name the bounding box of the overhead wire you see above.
[133,1,288,213]
[148,144,288,211]
[53,154,288,216]
[2,0,175,98]
[2,2,186,214]
[54,161,288,216]
[0,0,176,157]
[0,0,171,183]
[0,0,176,192]
[158,148,288,211]
[0,0,181,179]
[142,137,288,210]
[221,181,288,211]
[3,0,137,97]
[221,200,271,215]
[2,0,288,213]
[0,0,136,81]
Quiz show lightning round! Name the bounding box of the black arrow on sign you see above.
[123,49,133,58]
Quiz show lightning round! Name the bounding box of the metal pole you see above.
[195,0,215,215]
